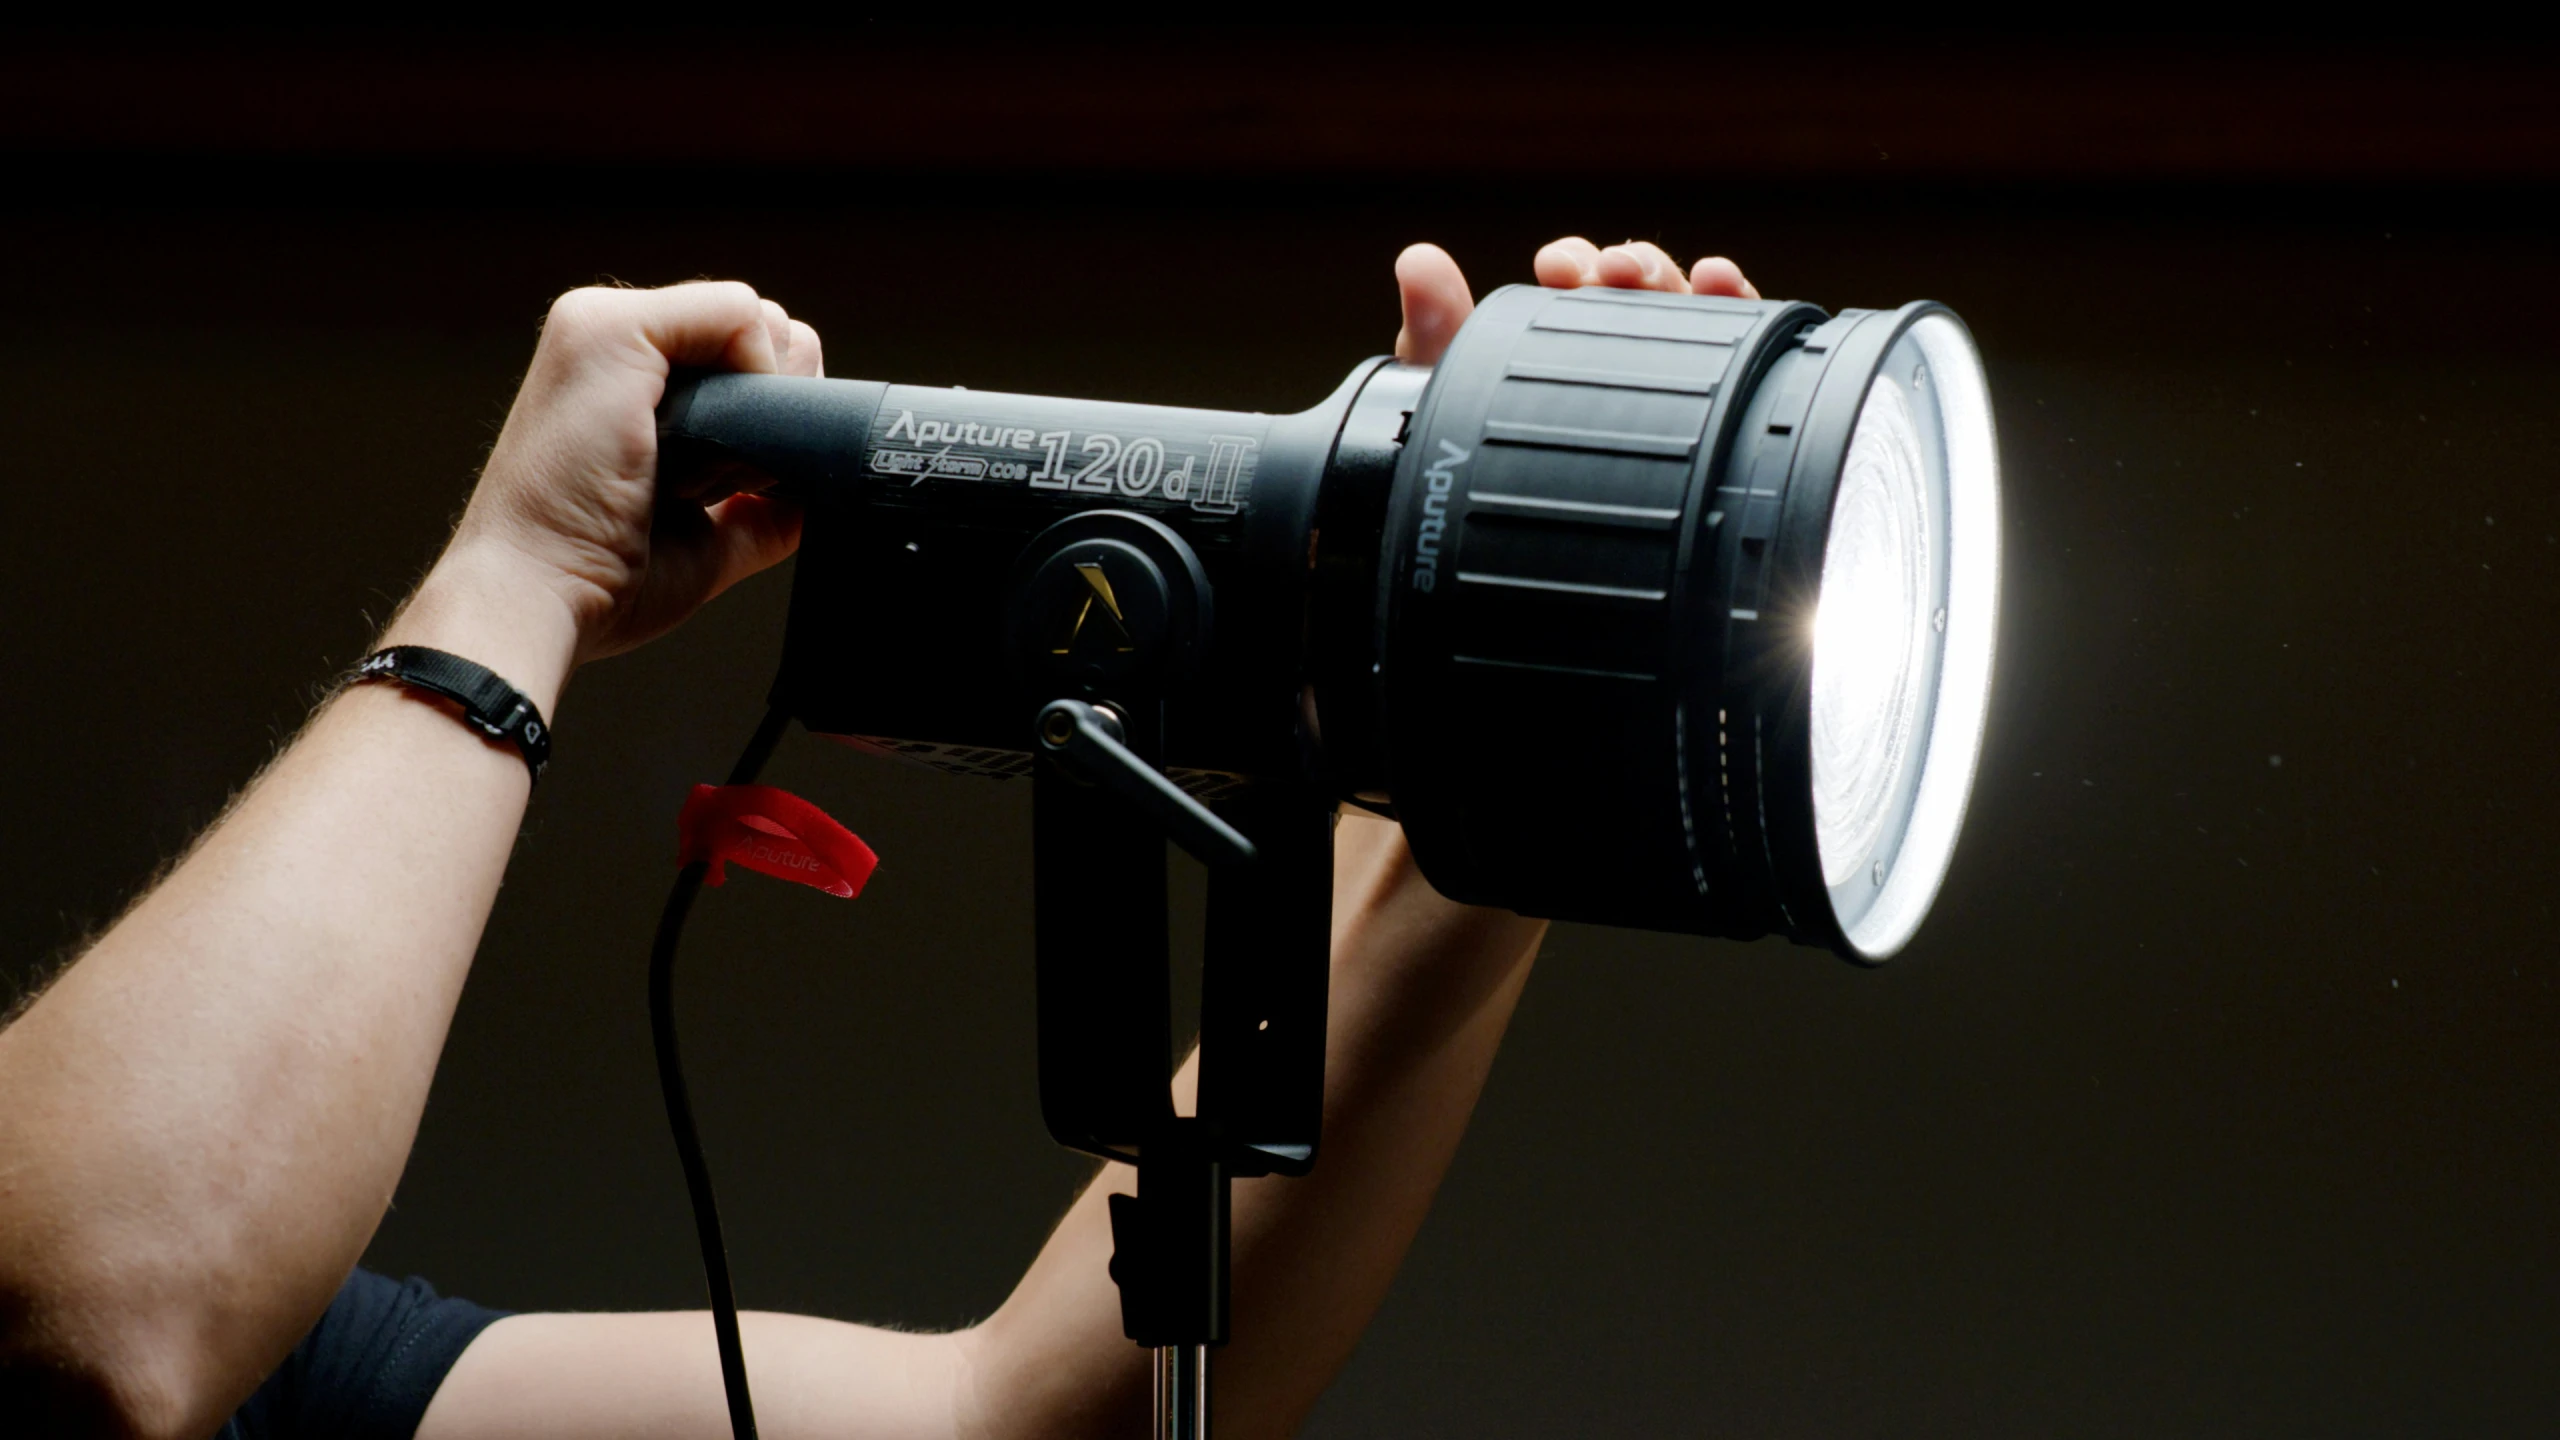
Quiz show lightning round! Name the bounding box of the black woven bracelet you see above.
[350,645,551,781]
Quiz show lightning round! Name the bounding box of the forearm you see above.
[0,549,575,1438]
[968,813,1546,1439]
[418,1310,968,1440]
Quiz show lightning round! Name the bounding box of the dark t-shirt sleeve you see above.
[221,1269,507,1440]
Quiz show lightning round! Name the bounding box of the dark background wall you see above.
[5,24,2558,1436]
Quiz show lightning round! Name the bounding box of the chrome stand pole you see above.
[1154,1343,1208,1440]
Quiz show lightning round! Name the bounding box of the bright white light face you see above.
[1813,313,2001,960]
[1811,376,1935,889]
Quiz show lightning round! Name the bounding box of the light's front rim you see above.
[1823,311,2001,960]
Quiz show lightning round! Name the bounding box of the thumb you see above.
[1394,244,1473,364]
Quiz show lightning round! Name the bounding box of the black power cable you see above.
[649,703,794,1440]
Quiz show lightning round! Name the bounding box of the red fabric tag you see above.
[678,784,878,898]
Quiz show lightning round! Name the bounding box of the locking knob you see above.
[1036,699,1256,867]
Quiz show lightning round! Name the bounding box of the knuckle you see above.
[687,278,762,312]
[543,287,619,344]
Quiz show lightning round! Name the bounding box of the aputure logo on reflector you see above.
[1410,439,1471,592]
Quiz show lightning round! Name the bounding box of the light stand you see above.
[1157,1343,1210,1440]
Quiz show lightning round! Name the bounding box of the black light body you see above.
[653,283,2000,1433]
[660,282,2000,964]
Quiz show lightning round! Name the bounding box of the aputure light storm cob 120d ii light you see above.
[650,281,2002,1440]
[660,283,2001,961]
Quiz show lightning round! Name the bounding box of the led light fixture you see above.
[652,284,2002,1438]
[665,285,2000,958]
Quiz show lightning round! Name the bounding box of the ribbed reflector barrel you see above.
[1376,284,1999,958]
[1379,286,1822,936]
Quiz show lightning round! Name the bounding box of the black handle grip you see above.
[657,371,891,496]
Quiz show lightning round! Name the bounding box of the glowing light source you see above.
[1817,314,2001,959]
[1812,373,1935,890]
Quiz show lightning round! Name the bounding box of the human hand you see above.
[386,282,824,712]
[1393,235,1760,366]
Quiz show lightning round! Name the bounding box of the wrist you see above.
[379,542,581,718]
